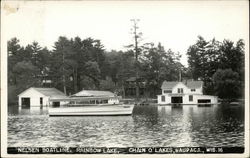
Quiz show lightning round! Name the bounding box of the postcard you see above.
[1,1,249,158]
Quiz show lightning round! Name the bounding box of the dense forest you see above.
[7,35,244,104]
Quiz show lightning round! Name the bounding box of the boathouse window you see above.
[198,99,211,103]
[161,96,165,102]
[40,97,43,105]
[164,90,172,93]
[189,95,193,101]
[178,88,183,93]
[191,89,196,92]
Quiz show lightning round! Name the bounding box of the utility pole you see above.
[179,70,182,82]
[131,19,141,101]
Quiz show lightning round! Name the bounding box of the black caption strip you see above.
[8,147,244,154]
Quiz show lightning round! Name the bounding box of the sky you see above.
[2,1,249,66]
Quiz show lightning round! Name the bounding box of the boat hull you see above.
[48,104,134,116]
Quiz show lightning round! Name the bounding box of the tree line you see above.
[187,36,244,100]
[7,35,244,104]
[7,36,182,103]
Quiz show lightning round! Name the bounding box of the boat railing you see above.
[58,102,134,107]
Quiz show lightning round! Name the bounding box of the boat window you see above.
[102,100,108,103]
[191,89,196,92]
[78,101,90,104]
[90,100,95,104]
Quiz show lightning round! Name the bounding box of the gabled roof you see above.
[33,88,66,97]
[71,90,115,97]
[161,81,203,89]
[161,81,179,89]
[18,87,66,97]
[186,81,203,89]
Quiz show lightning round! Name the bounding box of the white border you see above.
[1,1,249,158]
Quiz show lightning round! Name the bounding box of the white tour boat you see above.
[48,90,135,116]
[48,104,134,116]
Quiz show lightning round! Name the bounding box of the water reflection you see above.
[8,104,244,147]
[8,106,48,116]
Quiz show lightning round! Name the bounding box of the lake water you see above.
[8,104,244,147]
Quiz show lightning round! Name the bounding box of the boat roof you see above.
[50,96,121,102]
[71,90,115,97]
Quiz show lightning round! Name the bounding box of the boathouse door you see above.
[171,97,183,103]
[21,97,30,108]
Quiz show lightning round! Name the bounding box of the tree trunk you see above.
[122,81,125,98]
[73,68,78,93]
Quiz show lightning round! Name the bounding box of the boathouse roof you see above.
[161,81,203,89]
[71,90,115,97]
[186,81,203,89]
[161,81,179,89]
[18,87,66,98]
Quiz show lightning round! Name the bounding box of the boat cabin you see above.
[50,90,121,106]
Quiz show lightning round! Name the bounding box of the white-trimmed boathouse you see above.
[157,81,218,105]
[18,87,67,108]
